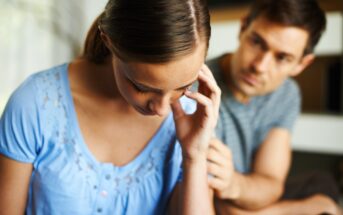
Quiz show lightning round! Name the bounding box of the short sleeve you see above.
[0,76,42,163]
[271,79,301,132]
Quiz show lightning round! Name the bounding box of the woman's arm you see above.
[0,154,32,215]
[170,64,220,215]
[168,182,215,215]
[180,158,215,215]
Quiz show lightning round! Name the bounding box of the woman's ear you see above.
[100,30,112,51]
[290,54,315,77]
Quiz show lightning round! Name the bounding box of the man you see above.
[206,0,342,214]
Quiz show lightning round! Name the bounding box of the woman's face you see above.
[112,44,206,116]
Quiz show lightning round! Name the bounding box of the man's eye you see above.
[276,54,290,63]
[250,36,261,45]
[277,55,285,62]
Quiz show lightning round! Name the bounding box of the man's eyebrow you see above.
[277,52,295,61]
[251,31,295,59]
[132,78,197,93]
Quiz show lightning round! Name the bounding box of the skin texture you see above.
[0,155,32,215]
[208,16,341,214]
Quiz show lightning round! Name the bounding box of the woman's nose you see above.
[148,95,171,116]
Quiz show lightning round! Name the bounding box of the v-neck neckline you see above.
[61,63,174,172]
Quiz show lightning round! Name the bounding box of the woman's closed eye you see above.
[133,83,150,94]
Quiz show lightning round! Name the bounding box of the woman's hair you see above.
[245,0,326,55]
[82,0,210,64]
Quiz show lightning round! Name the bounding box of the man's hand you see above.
[207,138,240,199]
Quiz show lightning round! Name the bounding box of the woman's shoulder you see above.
[31,63,69,90]
[5,63,69,111]
[0,63,70,162]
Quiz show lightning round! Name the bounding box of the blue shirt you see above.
[0,63,195,215]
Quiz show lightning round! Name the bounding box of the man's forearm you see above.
[215,194,340,215]
[220,172,284,210]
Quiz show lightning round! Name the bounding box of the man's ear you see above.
[290,54,315,77]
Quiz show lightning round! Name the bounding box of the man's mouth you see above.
[241,73,259,86]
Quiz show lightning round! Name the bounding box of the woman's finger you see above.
[197,68,221,118]
[198,72,221,111]
[184,90,213,119]
[171,99,186,120]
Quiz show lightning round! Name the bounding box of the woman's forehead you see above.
[119,45,206,90]
[123,60,200,90]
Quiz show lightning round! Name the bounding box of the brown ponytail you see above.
[82,13,110,64]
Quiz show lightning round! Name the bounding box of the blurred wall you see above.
[0,0,107,114]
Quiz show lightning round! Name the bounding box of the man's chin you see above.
[237,85,258,97]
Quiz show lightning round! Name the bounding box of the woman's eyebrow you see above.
[132,79,197,93]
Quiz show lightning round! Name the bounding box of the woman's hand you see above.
[171,64,221,162]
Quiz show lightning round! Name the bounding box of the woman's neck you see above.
[71,57,120,98]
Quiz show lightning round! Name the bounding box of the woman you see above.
[0,0,220,214]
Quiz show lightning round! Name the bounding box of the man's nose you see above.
[253,52,273,74]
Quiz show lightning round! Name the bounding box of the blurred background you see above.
[0,0,342,205]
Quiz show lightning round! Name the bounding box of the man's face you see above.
[230,16,313,99]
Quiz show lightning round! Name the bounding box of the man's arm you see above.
[215,194,341,215]
[208,128,291,210]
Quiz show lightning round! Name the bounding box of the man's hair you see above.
[246,0,326,55]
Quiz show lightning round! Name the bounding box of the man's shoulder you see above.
[206,54,231,74]
[206,55,222,75]
[271,78,300,98]
[279,78,299,93]
[206,55,222,68]
[251,78,301,122]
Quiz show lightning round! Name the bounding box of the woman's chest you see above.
[73,97,166,166]
[79,113,165,166]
